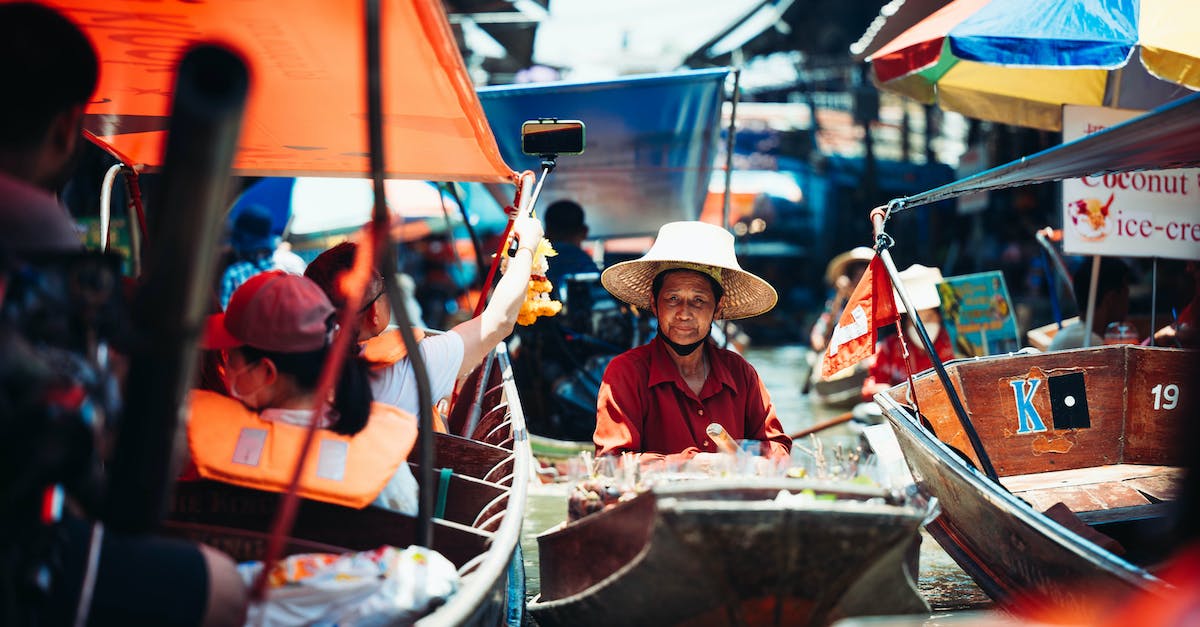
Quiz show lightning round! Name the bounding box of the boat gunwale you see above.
[418,342,531,626]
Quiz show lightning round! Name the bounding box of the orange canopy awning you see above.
[50,0,516,183]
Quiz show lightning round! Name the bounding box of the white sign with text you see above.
[1062,105,1200,260]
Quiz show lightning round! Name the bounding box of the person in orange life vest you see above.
[861,264,956,401]
[191,271,420,514]
[593,222,792,467]
[302,216,544,418]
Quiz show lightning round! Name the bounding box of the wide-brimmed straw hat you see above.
[600,221,777,320]
[895,264,944,314]
[825,246,874,285]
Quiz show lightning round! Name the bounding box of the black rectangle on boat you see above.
[1048,372,1090,430]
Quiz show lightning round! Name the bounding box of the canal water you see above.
[521,344,993,612]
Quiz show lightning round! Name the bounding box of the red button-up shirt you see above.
[594,336,792,463]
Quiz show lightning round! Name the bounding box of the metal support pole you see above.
[871,207,998,482]
[1150,257,1158,347]
[720,68,740,232]
[526,161,555,219]
[720,69,740,349]
[98,164,122,253]
[1082,255,1101,348]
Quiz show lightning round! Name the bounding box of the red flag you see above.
[821,255,899,379]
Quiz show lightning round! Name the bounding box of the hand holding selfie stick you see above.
[472,119,585,317]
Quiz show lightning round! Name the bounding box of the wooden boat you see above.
[805,350,869,410]
[877,344,1194,613]
[166,345,531,626]
[528,478,933,626]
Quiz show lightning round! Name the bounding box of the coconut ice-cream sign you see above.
[1062,105,1200,261]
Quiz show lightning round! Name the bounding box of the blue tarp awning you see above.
[478,69,731,239]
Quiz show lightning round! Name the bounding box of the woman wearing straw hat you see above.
[860,264,956,401]
[594,222,792,465]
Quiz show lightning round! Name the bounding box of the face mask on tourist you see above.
[223,361,264,409]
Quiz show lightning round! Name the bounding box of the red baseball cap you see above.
[203,271,336,352]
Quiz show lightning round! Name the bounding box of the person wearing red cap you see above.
[190,271,420,514]
[303,216,545,417]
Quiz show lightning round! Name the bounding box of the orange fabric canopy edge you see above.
[53,0,517,184]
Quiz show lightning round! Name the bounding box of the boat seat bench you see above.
[999,463,1182,519]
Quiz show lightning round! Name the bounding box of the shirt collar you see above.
[647,335,739,396]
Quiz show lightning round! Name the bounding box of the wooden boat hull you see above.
[877,345,1193,614]
[529,480,931,626]
[806,351,868,410]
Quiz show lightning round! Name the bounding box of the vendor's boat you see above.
[869,92,1200,615]
[878,345,1193,612]
[527,478,932,626]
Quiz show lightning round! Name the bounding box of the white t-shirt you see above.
[369,331,465,416]
[259,406,417,516]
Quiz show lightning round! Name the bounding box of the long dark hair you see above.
[237,345,373,436]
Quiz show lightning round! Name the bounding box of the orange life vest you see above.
[186,390,417,508]
[360,328,426,368]
[362,328,449,433]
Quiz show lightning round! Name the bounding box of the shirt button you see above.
[698,409,704,415]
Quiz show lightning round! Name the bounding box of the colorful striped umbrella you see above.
[868,0,1200,130]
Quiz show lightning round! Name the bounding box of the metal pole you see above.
[98,163,122,253]
[1082,255,1101,348]
[1150,257,1158,347]
[720,68,740,232]
[871,207,998,482]
[526,162,555,219]
[720,69,740,349]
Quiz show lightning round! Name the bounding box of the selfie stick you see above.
[525,154,558,219]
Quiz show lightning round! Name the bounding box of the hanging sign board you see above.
[1062,105,1200,260]
[937,271,1020,357]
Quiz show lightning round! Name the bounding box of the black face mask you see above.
[661,334,706,356]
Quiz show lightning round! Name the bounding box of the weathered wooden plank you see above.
[1015,482,1150,513]
[999,464,1182,493]
[419,431,512,480]
[166,480,492,569]
[1124,349,1192,466]
[1123,475,1182,502]
[1075,502,1173,526]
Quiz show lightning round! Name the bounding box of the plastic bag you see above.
[237,545,459,626]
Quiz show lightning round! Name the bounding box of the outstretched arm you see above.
[451,215,544,377]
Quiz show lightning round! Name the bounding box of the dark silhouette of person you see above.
[543,199,600,289]
[0,4,246,625]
